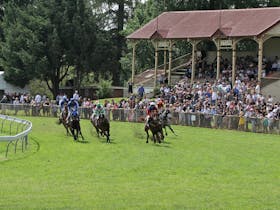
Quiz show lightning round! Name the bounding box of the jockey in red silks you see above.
[145,101,158,128]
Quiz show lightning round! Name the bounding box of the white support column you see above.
[216,39,221,80]
[231,39,237,87]
[164,49,167,75]
[258,37,263,82]
[191,40,197,85]
[154,42,159,90]
[168,40,173,86]
[131,41,137,84]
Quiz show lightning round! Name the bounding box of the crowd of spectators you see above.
[0,54,279,133]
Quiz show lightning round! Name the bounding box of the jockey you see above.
[66,98,79,122]
[58,95,68,121]
[147,101,158,117]
[59,95,68,112]
[157,100,164,113]
[160,105,171,121]
[145,101,158,127]
[92,103,105,120]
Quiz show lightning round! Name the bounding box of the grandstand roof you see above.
[127,7,280,40]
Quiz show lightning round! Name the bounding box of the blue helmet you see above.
[97,104,102,109]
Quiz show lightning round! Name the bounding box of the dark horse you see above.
[145,114,164,144]
[91,114,110,143]
[69,113,84,141]
[159,109,176,136]
[58,106,71,136]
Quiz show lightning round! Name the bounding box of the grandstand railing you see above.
[0,103,279,135]
[0,114,32,157]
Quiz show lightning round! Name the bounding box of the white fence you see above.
[0,114,32,157]
[0,103,279,135]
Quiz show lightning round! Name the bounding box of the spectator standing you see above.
[73,90,79,101]
[128,81,133,94]
[34,93,42,105]
[138,85,145,99]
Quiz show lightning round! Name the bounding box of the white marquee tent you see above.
[0,71,29,96]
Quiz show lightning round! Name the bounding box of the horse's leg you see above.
[160,128,164,142]
[79,127,84,140]
[168,125,176,135]
[163,125,168,136]
[106,126,110,143]
[157,132,162,144]
[152,133,156,143]
[63,123,70,136]
[70,128,77,140]
[145,126,149,143]
[95,127,100,138]
[105,131,110,143]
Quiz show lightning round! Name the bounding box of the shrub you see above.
[96,77,112,99]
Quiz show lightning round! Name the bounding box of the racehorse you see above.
[58,106,71,136]
[91,114,110,143]
[69,112,84,141]
[159,109,176,136]
[145,113,164,144]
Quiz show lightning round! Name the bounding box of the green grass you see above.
[0,116,280,209]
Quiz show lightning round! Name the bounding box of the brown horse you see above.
[58,106,71,136]
[91,114,110,143]
[69,113,84,141]
[145,114,164,144]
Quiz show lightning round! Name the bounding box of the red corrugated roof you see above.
[127,7,280,40]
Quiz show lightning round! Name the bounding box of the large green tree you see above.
[0,0,97,98]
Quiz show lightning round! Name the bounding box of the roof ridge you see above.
[162,7,280,14]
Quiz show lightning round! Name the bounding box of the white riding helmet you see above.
[150,102,156,106]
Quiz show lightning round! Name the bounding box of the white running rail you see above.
[0,114,32,157]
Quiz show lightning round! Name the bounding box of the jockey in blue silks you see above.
[58,95,68,121]
[59,95,68,112]
[66,98,79,122]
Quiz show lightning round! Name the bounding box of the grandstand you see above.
[127,7,280,97]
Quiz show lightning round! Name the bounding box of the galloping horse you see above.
[58,106,71,136]
[69,113,84,141]
[159,109,176,136]
[145,113,164,144]
[91,114,110,143]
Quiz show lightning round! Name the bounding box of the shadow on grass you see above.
[100,138,115,144]
[151,143,171,148]
[76,139,90,144]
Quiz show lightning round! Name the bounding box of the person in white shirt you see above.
[34,94,41,105]
[72,90,79,101]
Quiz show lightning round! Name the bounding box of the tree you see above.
[0,2,46,88]
[90,0,143,86]
[121,1,160,78]
[0,0,98,98]
[62,0,97,91]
